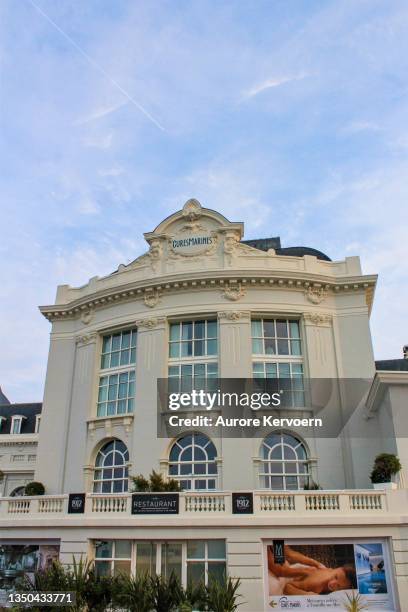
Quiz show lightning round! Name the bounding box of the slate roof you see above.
[0,403,42,435]
[242,237,331,261]
[375,359,408,372]
[0,387,10,405]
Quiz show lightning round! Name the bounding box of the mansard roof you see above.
[0,387,10,405]
[242,237,331,261]
[375,359,408,372]
[0,403,42,435]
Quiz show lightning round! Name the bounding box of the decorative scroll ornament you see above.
[144,289,161,308]
[218,310,250,321]
[80,308,94,325]
[75,332,97,346]
[136,317,166,329]
[305,286,328,304]
[148,239,163,271]
[304,312,332,326]
[222,283,246,302]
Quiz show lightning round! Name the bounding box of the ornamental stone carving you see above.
[148,239,163,271]
[222,283,246,301]
[218,310,250,321]
[303,312,332,326]
[305,286,328,304]
[182,198,202,221]
[80,308,94,325]
[223,230,240,265]
[144,289,161,308]
[136,317,166,329]
[75,332,97,346]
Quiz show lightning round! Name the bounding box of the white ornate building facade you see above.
[1,200,408,611]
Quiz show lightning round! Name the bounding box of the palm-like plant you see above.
[112,572,153,612]
[343,591,368,612]
[205,575,242,612]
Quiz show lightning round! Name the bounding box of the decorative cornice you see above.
[39,273,377,322]
[303,312,333,326]
[218,310,251,321]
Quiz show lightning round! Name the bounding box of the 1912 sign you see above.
[232,492,253,514]
[68,493,86,514]
[131,493,179,515]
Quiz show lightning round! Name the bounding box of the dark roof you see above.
[0,403,42,435]
[375,359,408,372]
[242,237,331,261]
[0,387,10,405]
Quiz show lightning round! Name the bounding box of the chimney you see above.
[404,345,408,360]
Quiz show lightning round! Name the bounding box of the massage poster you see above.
[264,539,396,610]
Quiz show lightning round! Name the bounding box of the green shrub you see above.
[131,469,182,492]
[24,482,45,496]
[112,572,153,612]
[370,453,402,483]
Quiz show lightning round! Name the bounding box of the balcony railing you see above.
[0,489,400,518]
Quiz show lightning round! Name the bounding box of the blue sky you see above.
[1,0,407,402]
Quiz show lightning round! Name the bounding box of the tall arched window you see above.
[260,432,309,490]
[93,440,129,493]
[10,486,25,497]
[169,433,218,491]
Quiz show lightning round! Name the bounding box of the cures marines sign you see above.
[144,199,244,260]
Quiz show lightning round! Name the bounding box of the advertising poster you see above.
[265,540,395,610]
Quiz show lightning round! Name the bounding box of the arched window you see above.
[93,440,129,493]
[169,433,218,491]
[260,432,309,490]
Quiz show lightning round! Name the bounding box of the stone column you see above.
[217,311,254,490]
[62,333,98,493]
[35,333,77,494]
[131,317,168,478]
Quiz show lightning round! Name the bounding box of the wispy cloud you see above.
[242,73,309,99]
[73,101,127,126]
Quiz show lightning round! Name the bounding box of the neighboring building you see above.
[0,399,42,497]
[0,199,407,611]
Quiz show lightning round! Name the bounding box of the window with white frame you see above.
[169,433,218,491]
[259,432,310,490]
[11,415,25,434]
[93,439,129,493]
[252,318,304,407]
[94,540,226,587]
[168,320,218,394]
[97,329,136,417]
[35,415,41,433]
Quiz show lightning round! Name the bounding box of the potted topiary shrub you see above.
[24,481,45,496]
[370,454,401,490]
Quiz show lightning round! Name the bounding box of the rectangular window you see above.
[187,540,227,586]
[101,330,137,370]
[35,415,41,433]
[97,329,137,417]
[169,320,218,359]
[97,371,135,417]
[11,416,24,434]
[252,318,304,407]
[95,540,132,577]
[168,320,218,396]
[252,319,301,356]
[94,540,226,587]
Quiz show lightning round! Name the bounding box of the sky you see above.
[1,0,407,402]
